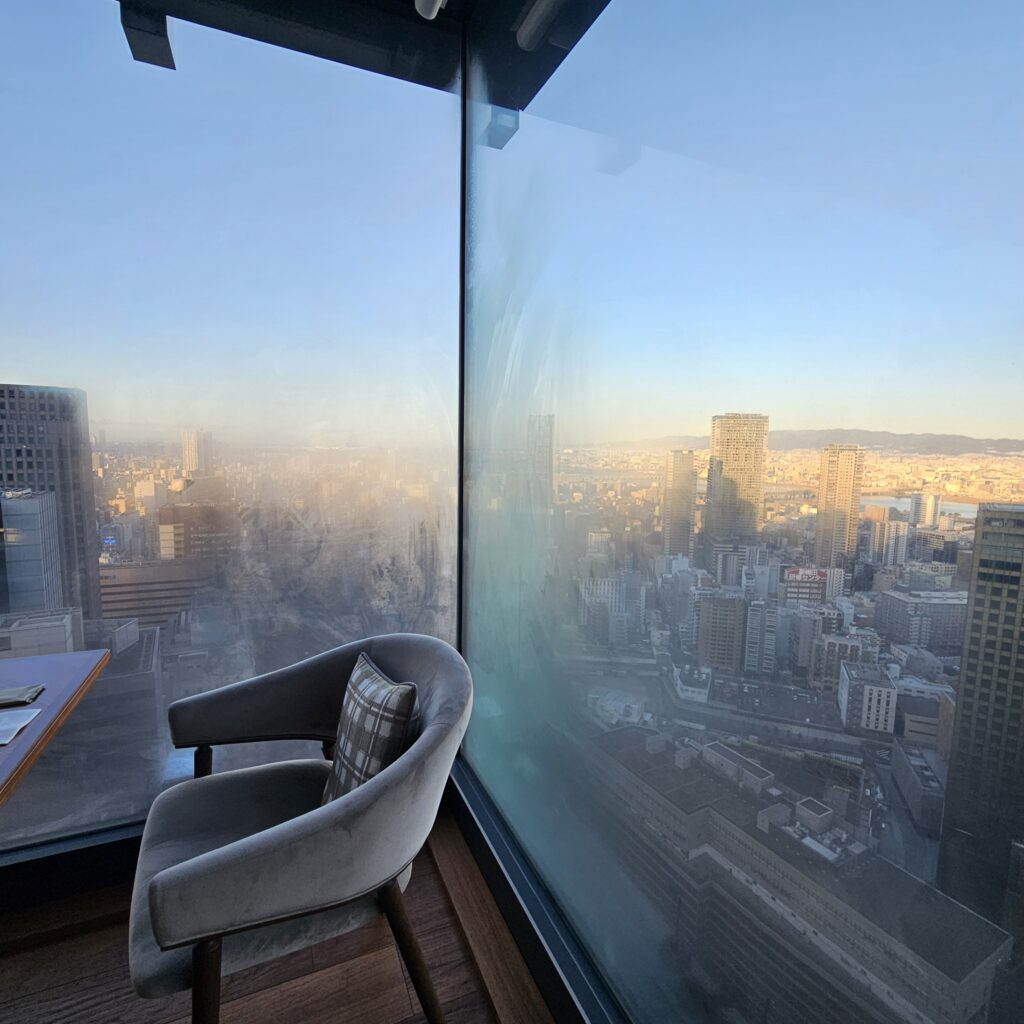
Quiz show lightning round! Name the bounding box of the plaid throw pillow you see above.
[321,653,417,803]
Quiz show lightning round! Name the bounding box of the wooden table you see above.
[0,649,111,807]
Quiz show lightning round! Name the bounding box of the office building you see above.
[910,492,942,529]
[913,529,960,565]
[0,383,100,617]
[0,489,63,613]
[892,742,946,834]
[697,591,747,673]
[157,503,238,564]
[814,443,864,569]
[662,449,695,559]
[0,607,80,659]
[180,428,213,479]
[98,560,214,628]
[940,505,1024,931]
[837,662,897,734]
[870,519,909,567]
[875,590,967,656]
[811,631,879,692]
[744,598,777,676]
[526,414,556,506]
[588,726,1010,1024]
[705,413,768,544]
[780,565,844,606]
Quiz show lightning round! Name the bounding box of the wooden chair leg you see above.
[192,937,222,1024]
[194,744,213,779]
[381,879,447,1024]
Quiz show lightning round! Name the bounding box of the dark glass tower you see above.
[940,504,1024,932]
[0,383,100,618]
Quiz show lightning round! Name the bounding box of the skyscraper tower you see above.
[705,413,768,544]
[663,449,695,560]
[526,414,556,506]
[940,504,1024,932]
[814,443,865,569]
[0,383,100,617]
[0,489,64,613]
[910,492,942,528]
[181,428,214,479]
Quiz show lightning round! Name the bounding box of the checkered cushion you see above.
[321,654,418,803]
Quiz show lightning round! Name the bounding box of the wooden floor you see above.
[0,815,553,1024]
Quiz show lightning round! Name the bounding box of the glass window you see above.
[463,2,1023,1022]
[0,2,459,852]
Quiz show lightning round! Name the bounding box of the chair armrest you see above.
[168,643,366,748]
[148,719,466,950]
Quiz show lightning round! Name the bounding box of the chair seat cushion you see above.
[129,759,408,998]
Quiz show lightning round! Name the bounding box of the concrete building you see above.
[838,662,896,734]
[0,383,100,617]
[675,659,712,703]
[897,694,941,747]
[662,449,695,559]
[157,503,238,564]
[875,591,968,656]
[697,592,747,673]
[913,529,960,565]
[811,630,880,692]
[0,489,63,613]
[781,566,844,606]
[0,605,86,659]
[705,413,768,544]
[941,505,1024,933]
[814,444,864,570]
[98,559,214,628]
[892,742,946,834]
[586,726,1011,1024]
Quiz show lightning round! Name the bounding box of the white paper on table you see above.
[0,708,42,746]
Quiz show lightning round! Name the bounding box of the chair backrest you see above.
[311,634,473,890]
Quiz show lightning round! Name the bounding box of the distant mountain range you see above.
[604,429,1024,455]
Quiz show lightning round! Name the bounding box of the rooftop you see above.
[592,726,1010,981]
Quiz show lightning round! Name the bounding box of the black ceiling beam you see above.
[121,4,176,69]
[115,0,463,93]
[113,0,611,111]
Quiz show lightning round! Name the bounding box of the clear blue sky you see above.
[0,1,460,446]
[3,1,1022,445]
[467,0,1024,443]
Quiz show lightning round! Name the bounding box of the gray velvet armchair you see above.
[128,633,473,1024]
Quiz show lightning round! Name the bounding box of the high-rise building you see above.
[157,503,238,564]
[526,414,556,506]
[180,428,214,479]
[910,492,942,528]
[869,518,909,567]
[705,413,768,544]
[662,449,695,559]
[0,383,100,617]
[0,490,64,613]
[697,591,747,673]
[940,505,1024,932]
[813,444,864,569]
[743,598,776,676]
